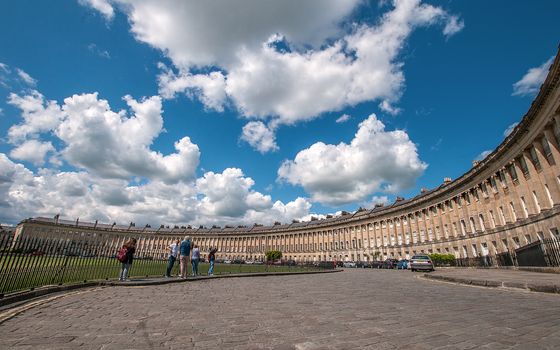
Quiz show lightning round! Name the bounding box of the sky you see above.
[0,0,558,227]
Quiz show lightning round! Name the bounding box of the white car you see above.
[245,260,254,264]
[223,259,232,264]
[343,261,357,268]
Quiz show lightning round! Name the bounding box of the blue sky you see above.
[0,0,558,226]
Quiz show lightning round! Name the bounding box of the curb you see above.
[0,269,341,308]
[423,274,560,294]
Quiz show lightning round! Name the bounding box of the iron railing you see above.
[0,234,324,297]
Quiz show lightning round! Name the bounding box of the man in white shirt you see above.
[165,239,180,277]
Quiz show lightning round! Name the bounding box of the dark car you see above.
[372,260,384,269]
[356,261,370,268]
[382,259,399,269]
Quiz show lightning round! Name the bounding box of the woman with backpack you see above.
[118,238,137,281]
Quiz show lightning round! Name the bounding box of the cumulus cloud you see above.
[8,91,200,183]
[278,114,427,206]
[9,139,55,166]
[512,57,554,96]
[0,153,313,227]
[7,90,64,143]
[336,114,351,123]
[84,0,463,152]
[240,121,279,153]
[79,0,114,21]
[363,195,390,209]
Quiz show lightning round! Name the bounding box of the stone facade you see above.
[13,50,560,263]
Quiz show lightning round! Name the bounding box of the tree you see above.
[265,250,282,261]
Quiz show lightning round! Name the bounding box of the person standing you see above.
[119,238,137,281]
[165,239,180,278]
[179,236,191,279]
[191,244,200,276]
[208,247,217,276]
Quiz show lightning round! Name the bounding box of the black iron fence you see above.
[0,234,324,297]
[515,238,560,267]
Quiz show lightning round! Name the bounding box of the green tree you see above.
[265,250,282,261]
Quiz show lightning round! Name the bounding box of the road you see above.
[1,269,559,349]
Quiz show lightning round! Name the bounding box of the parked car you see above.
[245,260,254,264]
[223,259,232,264]
[382,259,399,269]
[409,254,434,272]
[356,261,370,268]
[343,261,357,268]
[396,259,409,270]
[372,260,384,269]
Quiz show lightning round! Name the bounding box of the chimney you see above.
[421,187,427,194]
[443,177,452,185]
[472,160,480,167]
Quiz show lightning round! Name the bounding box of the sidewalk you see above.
[423,268,560,294]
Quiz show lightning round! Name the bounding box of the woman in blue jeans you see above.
[191,244,200,276]
[208,247,217,276]
[119,238,137,281]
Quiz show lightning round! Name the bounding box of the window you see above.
[489,210,497,227]
[490,177,498,193]
[524,234,532,244]
[508,164,518,183]
[464,193,471,205]
[519,156,530,176]
[472,189,479,201]
[460,220,467,235]
[521,196,529,218]
[530,147,541,170]
[537,231,544,241]
[510,202,517,221]
[481,183,489,197]
[551,228,560,240]
[533,191,541,213]
[469,217,476,233]
[542,137,553,158]
[545,184,554,207]
[478,214,485,231]
[498,170,508,188]
[499,206,506,224]
[512,236,520,249]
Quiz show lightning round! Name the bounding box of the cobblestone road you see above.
[1,269,559,350]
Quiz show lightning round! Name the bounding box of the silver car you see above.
[409,254,434,272]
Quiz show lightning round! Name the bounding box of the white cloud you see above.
[157,64,226,111]
[9,139,55,166]
[7,90,64,143]
[503,122,519,137]
[443,15,465,38]
[15,68,37,86]
[378,100,402,115]
[8,91,200,183]
[363,195,390,209]
[240,121,279,153]
[278,114,427,206]
[89,0,463,152]
[512,57,554,97]
[336,114,351,123]
[0,153,313,227]
[79,0,114,21]
[57,93,200,183]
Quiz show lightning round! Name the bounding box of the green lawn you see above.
[0,255,318,295]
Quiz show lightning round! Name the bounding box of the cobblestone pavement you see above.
[1,269,559,350]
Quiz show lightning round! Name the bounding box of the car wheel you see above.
[411,268,415,272]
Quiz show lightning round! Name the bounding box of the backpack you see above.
[116,246,128,263]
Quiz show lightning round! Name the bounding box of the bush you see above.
[429,253,455,266]
[265,250,282,261]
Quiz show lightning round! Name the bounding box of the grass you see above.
[0,255,319,295]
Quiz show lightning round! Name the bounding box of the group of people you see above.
[165,236,218,278]
[117,236,218,281]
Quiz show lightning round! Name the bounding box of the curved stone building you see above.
[14,50,560,264]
